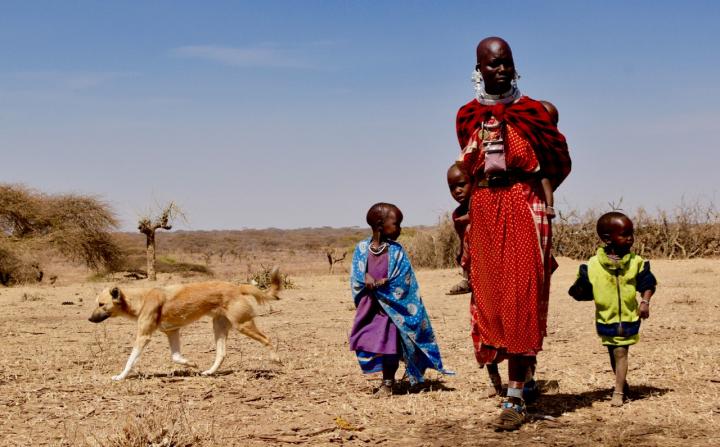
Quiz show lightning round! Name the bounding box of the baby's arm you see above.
[454,213,470,226]
[636,261,658,319]
[568,264,594,301]
[540,177,555,218]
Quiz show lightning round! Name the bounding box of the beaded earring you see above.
[471,69,484,97]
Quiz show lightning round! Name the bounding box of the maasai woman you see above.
[349,202,452,397]
[455,37,571,430]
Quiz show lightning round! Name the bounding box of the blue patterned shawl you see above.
[351,238,452,385]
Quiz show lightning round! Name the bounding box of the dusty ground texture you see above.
[0,258,718,446]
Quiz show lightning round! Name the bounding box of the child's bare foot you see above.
[373,380,393,398]
[479,384,502,399]
[446,279,471,295]
[610,391,624,407]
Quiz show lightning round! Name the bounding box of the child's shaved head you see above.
[366,202,403,229]
[597,211,631,237]
[539,100,559,126]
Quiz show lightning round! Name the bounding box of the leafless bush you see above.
[401,214,459,269]
[554,201,720,259]
[247,264,295,289]
[400,202,720,268]
[325,247,347,273]
[0,184,122,285]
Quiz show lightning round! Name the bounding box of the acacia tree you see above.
[138,202,183,281]
[0,184,121,285]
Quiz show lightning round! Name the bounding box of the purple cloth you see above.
[348,251,398,354]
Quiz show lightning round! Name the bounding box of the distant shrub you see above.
[0,243,44,286]
[157,259,213,277]
[111,254,213,279]
[247,265,294,289]
[401,214,459,269]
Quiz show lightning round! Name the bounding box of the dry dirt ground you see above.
[0,258,718,446]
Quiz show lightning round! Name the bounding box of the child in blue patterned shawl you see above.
[348,202,452,397]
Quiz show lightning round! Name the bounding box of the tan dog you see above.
[88,269,282,380]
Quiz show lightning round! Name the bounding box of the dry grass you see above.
[0,258,717,446]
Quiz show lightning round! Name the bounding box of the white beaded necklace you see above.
[368,242,389,255]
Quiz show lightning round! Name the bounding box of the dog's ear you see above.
[110,287,123,304]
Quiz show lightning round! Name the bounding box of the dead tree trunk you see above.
[138,203,178,281]
[145,231,157,280]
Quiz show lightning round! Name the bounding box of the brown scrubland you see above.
[1,185,719,445]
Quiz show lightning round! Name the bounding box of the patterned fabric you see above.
[351,238,452,384]
[466,125,554,365]
[456,96,571,190]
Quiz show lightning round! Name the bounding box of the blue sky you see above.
[2,1,719,230]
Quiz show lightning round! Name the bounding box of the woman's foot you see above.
[482,372,503,398]
[493,397,526,431]
[373,379,394,398]
[610,391,624,407]
[479,384,503,399]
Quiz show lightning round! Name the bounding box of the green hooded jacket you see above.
[569,248,657,346]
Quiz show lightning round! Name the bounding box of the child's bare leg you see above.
[484,363,503,397]
[374,355,398,398]
[609,346,629,406]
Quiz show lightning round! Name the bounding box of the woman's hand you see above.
[638,300,650,319]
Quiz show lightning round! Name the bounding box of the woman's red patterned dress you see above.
[456,97,570,364]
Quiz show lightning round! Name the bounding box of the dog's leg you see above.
[237,319,281,363]
[112,335,151,381]
[166,330,197,368]
[201,316,231,376]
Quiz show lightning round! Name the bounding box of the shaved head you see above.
[596,212,631,238]
[476,36,512,63]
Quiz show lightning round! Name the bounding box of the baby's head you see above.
[596,212,634,256]
[539,100,559,126]
[447,164,471,205]
[366,202,403,241]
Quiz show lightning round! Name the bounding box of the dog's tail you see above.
[249,267,282,304]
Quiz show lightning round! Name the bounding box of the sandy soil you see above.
[0,258,718,446]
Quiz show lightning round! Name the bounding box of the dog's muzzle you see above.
[88,311,110,323]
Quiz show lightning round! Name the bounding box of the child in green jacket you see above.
[569,212,657,406]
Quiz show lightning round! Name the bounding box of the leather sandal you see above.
[493,399,526,431]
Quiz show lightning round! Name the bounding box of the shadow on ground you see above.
[534,384,672,417]
[384,378,456,395]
